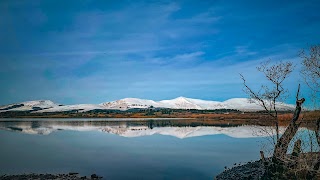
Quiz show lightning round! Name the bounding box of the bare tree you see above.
[241,57,320,179]
[301,45,320,166]
[240,60,294,141]
[300,44,320,93]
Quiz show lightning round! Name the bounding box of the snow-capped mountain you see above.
[0,97,296,113]
[0,100,60,112]
[159,97,225,109]
[101,97,294,111]
[100,97,229,110]
[100,98,161,110]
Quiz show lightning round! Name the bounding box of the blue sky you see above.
[0,0,319,105]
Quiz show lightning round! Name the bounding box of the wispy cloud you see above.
[234,46,257,56]
[147,51,204,65]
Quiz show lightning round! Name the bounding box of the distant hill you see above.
[0,97,295,113]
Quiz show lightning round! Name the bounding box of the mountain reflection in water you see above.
[0,118,294,179]
[0,118,282,138]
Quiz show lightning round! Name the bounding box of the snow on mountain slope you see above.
[184,97,226,109]
[35,104,105,113]
[101,97,226,110]
[159,97,203,109]
[100,98,161,110]
[0,100,59,112]
[223,98,264,111]
[223,98,295,111]
[0,97,296,113]
[101,97,294,111]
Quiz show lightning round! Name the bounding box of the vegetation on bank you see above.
[0,107,319,124]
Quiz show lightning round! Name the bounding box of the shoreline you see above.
[215,160,265,180]
[0,173,103,180]
[0,117,195,122]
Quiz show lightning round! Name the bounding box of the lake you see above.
[0,118,274,179]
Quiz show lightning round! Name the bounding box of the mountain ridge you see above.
[0,97,295,113]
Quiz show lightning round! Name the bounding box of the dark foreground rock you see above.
[215,160,265,180]
[0,173,103,180]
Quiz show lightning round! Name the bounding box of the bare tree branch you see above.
[300,45,320,93]
[240,61,294,141]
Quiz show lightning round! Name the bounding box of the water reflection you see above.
[0,119,280,138]
[0,119,269,179]
[0,119,317,179]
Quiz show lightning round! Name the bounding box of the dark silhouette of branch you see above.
[300,45,320,92]
[240,61,293,141]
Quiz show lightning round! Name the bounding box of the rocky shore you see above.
[0,173,102,180]
[215,160,265,180]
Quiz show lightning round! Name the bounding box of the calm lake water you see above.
[0,118,272,179]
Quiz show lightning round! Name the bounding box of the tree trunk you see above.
[316,118,320,146]
[273,98,305,159]
[292,139,302,157]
